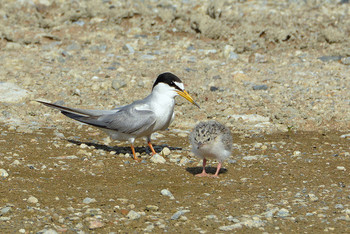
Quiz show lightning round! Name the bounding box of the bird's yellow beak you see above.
[176,90,200,108]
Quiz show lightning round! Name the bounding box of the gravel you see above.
[1,0,350,233]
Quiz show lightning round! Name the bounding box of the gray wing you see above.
[98,106,156,135]
[37,100,156,135]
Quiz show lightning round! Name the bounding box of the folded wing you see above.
[37,100,156,135]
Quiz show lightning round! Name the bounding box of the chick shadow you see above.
[67,139,181,155]
[186,167,228,176]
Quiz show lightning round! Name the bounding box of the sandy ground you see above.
[1,0,350,233]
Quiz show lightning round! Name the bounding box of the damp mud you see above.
[1,125,350,233]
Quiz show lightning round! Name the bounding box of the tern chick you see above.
[189,120,232,177]
[38,72,200,160]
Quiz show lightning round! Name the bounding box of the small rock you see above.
[252,85,268,90]
[0,169,9,178]
[112,79,127,90]
[27,196,38,204]
[88,220,105,229]
[243,156,258,161]
[335,204,344,209]
[37,229,58,234]
[179,157,189,165]
[340,133,350,138]
[141,54,156,60]
[145,205,159,211]
[276,208,290,217]
[171,210,190,220]
[122,44,135,54]
[83,197,96,204]
[251,53,267,63]
[66,42,81,51]
[1,207,11,215]
[219,224,243,231]
[150,154,166,164]
[160,147,171,156]
[206,214,218,220]
[317,55,342,62]
[10,160,20,166]
[127,210,141,220]
[337,166,346,171]
[144,224,154,232]
[293,151,301,156]
[0,82,29,103]
[161,189,175,199]
[210,86,219,92]
[341,57,350,65]
[308,194,319,202]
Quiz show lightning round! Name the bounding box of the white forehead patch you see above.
[174,81,184,90]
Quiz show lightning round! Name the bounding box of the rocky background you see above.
[1,0,350,233]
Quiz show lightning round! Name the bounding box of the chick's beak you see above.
[176,90,200,108]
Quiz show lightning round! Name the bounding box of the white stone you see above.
[83,197,96,204]
[27,196,39,204]
[219,224,243,231]
[337,166,346,171]
[150,154,166,164]
[0,169,9,178]
[127,210,141,220]
[161,189,175,199]
[0,82,29,103]
[160,147,171,156]
[228,114,269,123]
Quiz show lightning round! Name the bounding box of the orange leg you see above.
[195,159,209,177]
[211,162,222,178]
[130,144,140,161]
[147,141,157,155]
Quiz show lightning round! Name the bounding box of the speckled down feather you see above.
[189,120,232,151]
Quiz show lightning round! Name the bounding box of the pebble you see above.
[122,44,135,54]
[145,205,159,211]
[0,82,29,103]
[10,160,21,166]
[150,154,166,164]
[112,78,127,90]
[337,166,346,171]
[340,133,350,139]
[340,57,350,65]
[161,189,175,199]
[179,157,189,165]
[252,84,268,90]
[1,207,11,215]
[171,210,190,220]
[276,208,290,217]
[37,229,58,234]
[27,196,39,204]
[83,197,96,204]
[308,194,319,202]
[0,169,9,178]
[127,210,141,220]
[219,223,242,231]
[88,220,105,229]
[161,147,171,156]
[293,151,301,156]
[243,155,258,160]
[335,204,344,209]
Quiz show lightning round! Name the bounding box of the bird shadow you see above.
[67,139,182,155]
[186,167,228,176]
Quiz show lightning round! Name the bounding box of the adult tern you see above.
[38,72,200,160]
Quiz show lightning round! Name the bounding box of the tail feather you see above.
[37,100,114,128]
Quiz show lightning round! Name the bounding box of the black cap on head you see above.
[152,72,183,90]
